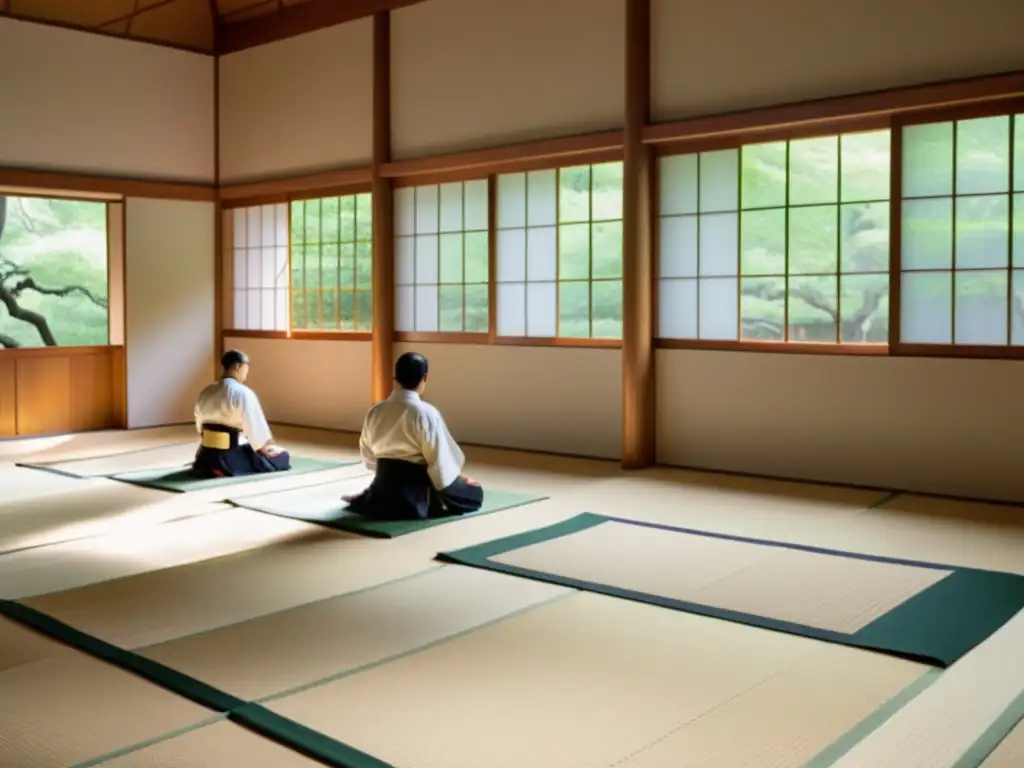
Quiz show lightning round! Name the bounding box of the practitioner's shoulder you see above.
[224,378,260,404]
[410,399,447,431]
[196,380,224,401]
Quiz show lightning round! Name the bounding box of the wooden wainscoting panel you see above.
[0,357,15,437]
[15,355,72,436]
[70,350,114,432]
[110,346,127,429]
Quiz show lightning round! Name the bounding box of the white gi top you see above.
[359,388,465,490]
[194,377,273,449]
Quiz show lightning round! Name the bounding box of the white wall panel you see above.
[395,342,622,459]
[219,20,373,183]
[392,0,625,159]
[652,0,1024,122]
[0,18,214,182]
[223,337,372,432]
[657,349,1024,503]
[126,199,215,428]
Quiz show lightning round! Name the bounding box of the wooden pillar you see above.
[212,57,224,380]
[621,0,655,469]
[371,10,395,403]
[210,0,223,379]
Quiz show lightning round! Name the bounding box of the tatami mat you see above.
[21,527,437,648]
[96,719,326,767]
[821,495,1024,574]
[0,616,67,673]
[0,506,317,600]
[829,607,1024,767]
[0,464,93,504]
[266,593,928,768]
[444,514,1024,665]
[229,475,545,538]
[0,426,195,464]
[141,566,568,701]
[3,426,1023,768]
[0,481,224,555]
[0,646,211,768]
[491,518,950,635]
[559,469,887,541]
[183,462,372,503]
[982,718,1024,767]
[20,442,200,478]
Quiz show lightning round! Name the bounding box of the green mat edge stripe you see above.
[951,688,1024,768]
[437,549,952,666]
[851,568,1024,670]
[0,599,400,768]
[232,491,551,540]
[437,513,1024,667]
[802,668,942,767]
[230,704,396,768]
[0,600,244,712]
[438,512,607,559]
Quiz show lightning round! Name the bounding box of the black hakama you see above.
[191,423,291,478]
[344,457,484,520]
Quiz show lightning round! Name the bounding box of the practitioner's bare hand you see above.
[460,475,479,486]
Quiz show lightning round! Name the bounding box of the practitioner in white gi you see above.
[192,349,291,477]
[343,352,482,520]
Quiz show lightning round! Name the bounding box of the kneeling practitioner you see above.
[343,352,483,520]
[192,349,291,478]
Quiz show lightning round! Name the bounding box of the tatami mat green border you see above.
[437,513,1024,667]
[0,599,395,768]
[61,583,572,767]
[952,689,1024,768]
[0,600,243,711]
[231,704,395,768]
[803,668,942,767]
[230,488,549,538]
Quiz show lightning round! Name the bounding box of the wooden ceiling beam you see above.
[0,5,211,54]
[126,0,140,34]
[220,0,275,22]
[97,0,175,32]
[218,0,425,54]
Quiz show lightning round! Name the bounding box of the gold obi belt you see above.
[200,423,240,451]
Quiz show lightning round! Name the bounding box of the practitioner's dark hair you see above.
[221,349,249,371]
[394,352,428,390]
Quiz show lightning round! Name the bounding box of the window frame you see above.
[891,97,1024,360]
[392,154,624,349]
[0,188,119,352]
[216,90,1024,360]
[221,182,374,342]
[653,98,1024,360]
[653,117,892,356]
[391,171,493,345]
